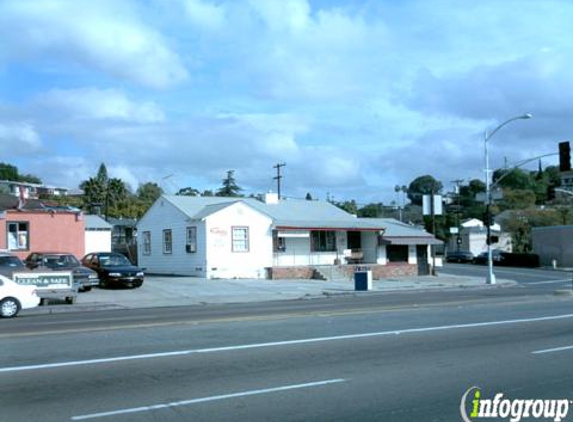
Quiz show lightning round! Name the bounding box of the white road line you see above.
[532,345,573,355]
[71,378,346,420]
[527,278,573,285]
[3,313,573,374]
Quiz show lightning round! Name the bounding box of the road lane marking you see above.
[4,313,573,373]
[71,378,346,420]
[532,345,573,355]
[527,278,573,285]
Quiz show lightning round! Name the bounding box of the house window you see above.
[387,245,409,262]
[273,231,286,252]
[311,231,336,252]
[186,227,197,253]
[163,229,172,254]
[7,222,29,250]
[142,231,151,255]
[232,227,249,252]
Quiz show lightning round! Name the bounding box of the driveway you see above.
[26,274,515,314]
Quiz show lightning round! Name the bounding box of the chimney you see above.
[264,192,279,204]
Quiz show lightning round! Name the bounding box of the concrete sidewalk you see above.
[25,274,516,315]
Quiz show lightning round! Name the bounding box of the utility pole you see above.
[451,179,464,251]
[273,163,286,200]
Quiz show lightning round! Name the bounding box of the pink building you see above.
[0,194,85,259]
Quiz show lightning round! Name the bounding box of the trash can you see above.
[354,270,372,291]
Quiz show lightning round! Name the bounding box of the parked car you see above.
[0,274,40,317]
[23,252,99,292]
[0,252,26,278]
[445,250,474,263]
[81,252,144,289]
[473,250,505,265]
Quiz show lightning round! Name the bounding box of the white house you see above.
[447,218,511,257]
[84,215,112,255]
[137,194,441,279]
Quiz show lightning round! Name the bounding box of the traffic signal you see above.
[559,141,571,172]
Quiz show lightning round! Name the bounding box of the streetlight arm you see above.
[485,114,532,143]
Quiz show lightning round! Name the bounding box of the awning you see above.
[380,236,442,246]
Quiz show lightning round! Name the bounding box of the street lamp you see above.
[484,113,532,284]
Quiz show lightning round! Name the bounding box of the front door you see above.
[347,231,361,250]
[416,245,429,275]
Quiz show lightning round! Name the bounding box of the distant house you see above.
[84,215,112,256]
[447,218,512,256]
[0,180,69,199]
[0,193,84,259]
[137,194,441,279]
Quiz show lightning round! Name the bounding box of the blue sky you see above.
[0,0,570,203]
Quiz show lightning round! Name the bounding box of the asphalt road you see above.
[3,280,573,421]
[443,262,573,292]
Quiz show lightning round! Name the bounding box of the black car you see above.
[23,252,99,292]
[0,253,25,278]
[81,252,144,289]
[445,250,474,263]
[472,250,505,265]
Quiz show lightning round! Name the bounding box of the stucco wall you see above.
[85,230,112,255]
[532,226,573,267]
[1,211,85,259]
[205,202,273,279]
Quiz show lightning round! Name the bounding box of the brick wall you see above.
[267,263,418,280]
[267,266,315,280]
[339,263,417,279]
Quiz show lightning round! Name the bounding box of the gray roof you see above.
[163,196,386,230]
[361,218,437,239]
[85,215,112,230]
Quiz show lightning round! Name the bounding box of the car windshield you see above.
[43,254,80,268]
[99,254,132,267]
[0,256,24,268]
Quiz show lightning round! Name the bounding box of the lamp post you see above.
[484,113,532,284]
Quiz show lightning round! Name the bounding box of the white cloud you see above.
[0,122,42,154]
[0,0,188,88]
[33,88,165,123]
[183,0,226,30]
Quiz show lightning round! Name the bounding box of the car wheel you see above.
[99,279,108,289]
[0,297,21,318]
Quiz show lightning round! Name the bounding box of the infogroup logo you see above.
[460,386,570,422]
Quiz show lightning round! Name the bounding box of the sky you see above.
[0,0,570,204]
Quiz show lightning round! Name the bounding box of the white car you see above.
[0,274,40,318]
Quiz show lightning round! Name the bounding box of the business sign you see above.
[13,272,73,289]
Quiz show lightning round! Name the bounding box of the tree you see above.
[334,200,358,215]
[137,182,163,202]
[407,175,443,206]
[305,192,313,201]
[177,187,200,196]
[96,163,108,185]
[80,177,106,213]
[358,203,383,218]
[216,170,242,197]
[0,162,42,183]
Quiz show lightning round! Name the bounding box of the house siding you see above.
[137,198,208,276]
